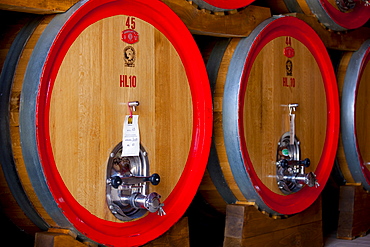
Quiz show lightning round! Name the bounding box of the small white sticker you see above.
[122,115,140,157]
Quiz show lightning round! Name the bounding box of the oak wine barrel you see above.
[266,0,370,31]
[337,40,370,191]
[199,15,340,216]
[0,11,46,239]
[0,0,213,246]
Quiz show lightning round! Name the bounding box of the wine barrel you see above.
[200,16,339,216]
[0,11,46,238]
[0,0,212,246]
[337,40,370,191]
[266,0,370,31]
[191,0,255,11]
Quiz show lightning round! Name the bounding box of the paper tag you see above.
[122,115,140,156]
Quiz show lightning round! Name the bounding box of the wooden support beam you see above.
[224,197,323,246]
[337,185,370,240]
[0,0,78,14]
[34,228,97,247]
[160,0,271,37]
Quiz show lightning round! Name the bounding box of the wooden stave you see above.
[201,16,340,216]
[265,0,370,31]
[337,40,370,191]
[1,0,213,246]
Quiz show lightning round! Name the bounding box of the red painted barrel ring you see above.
[222,16,339,215]
[19,0,212,246]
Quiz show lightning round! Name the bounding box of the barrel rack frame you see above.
[224,197,323,246]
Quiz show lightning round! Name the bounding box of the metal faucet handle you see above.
[304,172,319,187]
[157,204,166,216]
[142,192,165,215]
[108,173,161,189]
[277,158,310,168]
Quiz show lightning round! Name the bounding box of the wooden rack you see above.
[224,197,323,246]
[337,185,370,240]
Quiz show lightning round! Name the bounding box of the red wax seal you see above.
[121,29,139,44]
[284,46,295,58]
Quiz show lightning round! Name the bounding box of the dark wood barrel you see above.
[337,40,370,190]
[0,0,213,245]
[199,16,340,216]
[266,0,370,31]
[0,11,47,238]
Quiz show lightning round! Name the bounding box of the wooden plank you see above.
[0,0,78,14]
[35,229,92,247]
[239,221,322,247]
[224,197,323,246]
[337,185,370,240]
[160,0,271,37]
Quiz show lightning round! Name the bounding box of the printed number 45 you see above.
[126,17,135,29]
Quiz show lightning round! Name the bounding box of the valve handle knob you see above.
[144,173,160,186]
[298,158,310,167]
[278,158,310,168]
[110,176,122,189]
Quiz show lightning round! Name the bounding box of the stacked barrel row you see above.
[191,0,370,215]
[0,1,213,246]
[0,0,369,246]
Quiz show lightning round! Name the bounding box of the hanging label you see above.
[122,115,140,157]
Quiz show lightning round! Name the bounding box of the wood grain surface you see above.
[242,36,327,195]
[50,15,193,222]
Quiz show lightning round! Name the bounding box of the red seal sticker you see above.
[283,46,295,58]
[122,29,139,44]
